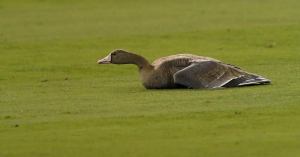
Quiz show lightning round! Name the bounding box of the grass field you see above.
[1,0,300,156]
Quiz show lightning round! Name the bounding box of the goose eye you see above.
[111,53,116,56]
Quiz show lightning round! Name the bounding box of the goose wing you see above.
[173,61,270,89]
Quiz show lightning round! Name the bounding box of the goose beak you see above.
[97,55,111,64]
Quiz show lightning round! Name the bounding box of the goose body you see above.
[98,50,271,89]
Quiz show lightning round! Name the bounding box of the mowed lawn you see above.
[1,0,300,156]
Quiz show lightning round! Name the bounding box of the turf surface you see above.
[1,0,300,156]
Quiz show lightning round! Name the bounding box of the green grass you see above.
[1,0,300,156]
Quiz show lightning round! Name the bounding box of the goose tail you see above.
[222,75,271,87]
[239,76,271,86]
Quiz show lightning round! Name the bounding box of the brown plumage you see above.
[97,49,271,89]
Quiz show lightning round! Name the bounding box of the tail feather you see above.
[238,76,271,86]
[222,75,271,87]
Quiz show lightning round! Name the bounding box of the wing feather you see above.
[173,61,270,89]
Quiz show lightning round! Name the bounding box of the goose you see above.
[97,49,271,89]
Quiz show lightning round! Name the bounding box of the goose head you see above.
[97,49,152,70]
[97,49,134,64]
